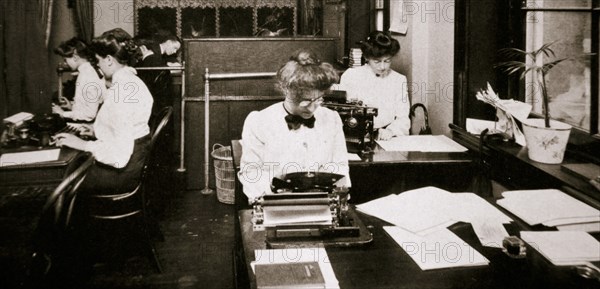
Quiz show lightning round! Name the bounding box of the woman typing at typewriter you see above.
[337,31,410,140]
[238,49,351,202]
[52,37,104,122]
[54,34,153,194]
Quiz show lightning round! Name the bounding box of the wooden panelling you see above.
[184,99,279,189]
[184,38,338,98]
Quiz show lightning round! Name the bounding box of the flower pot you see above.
[522,118,572,164]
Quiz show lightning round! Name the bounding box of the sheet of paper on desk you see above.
[496,189,600,227]
[521,231,600,266]
[450,193,513,224]
[384,226,489,270]
[466,118,497,134]
[0,149,60,167]
[556,222,600,233]
[356,187,512,237]
[346,153,362,161]
[252,247,339,289]
[356,187,457,234]
[376,135,468,152]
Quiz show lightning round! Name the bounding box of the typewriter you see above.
[251,172,372,248]
[1,112,89,150]
[2,113,66,149]
[322,91,378,155]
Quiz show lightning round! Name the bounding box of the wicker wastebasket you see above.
[211,144,235,204]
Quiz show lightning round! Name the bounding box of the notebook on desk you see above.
[255,262,326,289]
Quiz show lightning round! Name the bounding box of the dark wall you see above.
[183,38,338,189]
[453,0,519,127]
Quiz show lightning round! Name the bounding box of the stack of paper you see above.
[496,189,600,232]
[252,247,338,289]
[3,112,33,126]
[348,48,363,68]
[357,187,512,234]
[520,231,600,266]
[356,187,512,247]
[376,135,468,152]
[384,226,489,270]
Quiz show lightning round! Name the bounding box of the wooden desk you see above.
[230,141,475,205]
[349,149,474,203]
[237,209,600,289]
[450,124,600,209]
[0,147,83,187]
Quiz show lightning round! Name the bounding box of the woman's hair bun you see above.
[122,39,139,54]
[290,49,321,65]
[361,30,400,58]
[373,32,392,47]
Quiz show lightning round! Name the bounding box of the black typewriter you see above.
[322,91,378,154]
[1,113,89,151]
[251,172,373,248]
[1,113,66,150]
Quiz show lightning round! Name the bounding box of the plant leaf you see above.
[541,58,569,74]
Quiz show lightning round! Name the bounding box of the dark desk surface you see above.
[238,209,600,289]
[450,124,600,208]
[0,147,83,187]
[231,139,476,205]
[349,140,473,166]
[348,145,475,203]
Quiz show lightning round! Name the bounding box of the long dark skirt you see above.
[80,134,151,195]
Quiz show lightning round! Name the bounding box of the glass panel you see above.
[182,7,217,38]
[137,7,177,37]
[256,7,294,37]
[525,11,591,130]
[522,0,591,9]
[219,7,253,37]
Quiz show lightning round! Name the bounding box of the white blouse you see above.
[239,102,351,200]
[62,62,104,121]
[337,65,411,136]
[84,67,153,168]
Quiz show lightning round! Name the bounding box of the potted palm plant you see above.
[495,40,584,164]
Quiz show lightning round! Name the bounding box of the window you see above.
[134,0,322,38]
[520,0,598,136]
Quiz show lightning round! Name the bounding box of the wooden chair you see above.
[85,107,173,273]
[230,139,249,211]
[230,139,252,289]
[28,153,95,287]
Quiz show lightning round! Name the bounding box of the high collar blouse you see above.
[239,102,351,201]
[84,67,153,168]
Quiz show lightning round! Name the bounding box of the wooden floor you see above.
[0,183,237,289]
[87,188,237,289]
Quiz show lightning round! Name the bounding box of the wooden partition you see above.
[183,38,338,189]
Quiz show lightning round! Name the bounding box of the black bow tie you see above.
[285,114,315,130]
